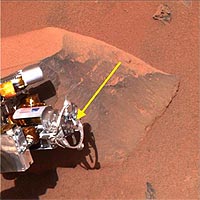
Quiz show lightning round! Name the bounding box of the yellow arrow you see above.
[77,61,122,119]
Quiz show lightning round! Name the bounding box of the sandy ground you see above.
[1,1,199,199]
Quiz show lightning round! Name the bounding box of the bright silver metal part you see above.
[0,126,33,173]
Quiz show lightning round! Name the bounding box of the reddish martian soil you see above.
[1,1,199,199]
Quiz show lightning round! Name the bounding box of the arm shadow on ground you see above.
[1,122,100,200]
[1,169,58,200]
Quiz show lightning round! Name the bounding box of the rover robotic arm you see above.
[0,66,84,173]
